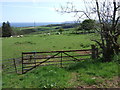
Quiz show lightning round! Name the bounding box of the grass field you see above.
[2,29,120,88]
[2,34,95,60]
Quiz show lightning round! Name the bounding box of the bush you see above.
[113,53,120,64]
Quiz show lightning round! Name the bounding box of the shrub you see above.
[113,53,120,64]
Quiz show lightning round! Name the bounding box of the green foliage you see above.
[113,53,120,64]
[81,19,96,32]
[58,28,64,34]
[2,21,13,37]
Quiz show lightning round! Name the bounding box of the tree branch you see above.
[112,1,117,30]
[91,39,104,49]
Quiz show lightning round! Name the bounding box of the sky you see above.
[0,0,119,23]
[0,0,86,23]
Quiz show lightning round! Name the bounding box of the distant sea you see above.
[0,22,62,27]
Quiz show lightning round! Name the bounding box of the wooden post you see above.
[95,48,99,58]
[61,52,62,67]
[34,56,36,67]
[91,45,96,59]
[22,53,24,74]
[34,53,36,67]
[30,55,32,61]
[35,58,36,67]
[13,58,17,73]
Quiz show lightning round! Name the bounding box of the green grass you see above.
[2,66,71,88]
[2,34,94,60]
[2,59,119,88]
[66,58,119,87]
[2,30,120,88]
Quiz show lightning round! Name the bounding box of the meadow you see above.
[2,33,95,60]
[2,25,120,88]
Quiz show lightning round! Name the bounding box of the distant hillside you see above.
[62,21,75,24]
[10,22,80,35]
[46,23,80,29]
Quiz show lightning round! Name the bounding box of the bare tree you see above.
[56,0,120,62]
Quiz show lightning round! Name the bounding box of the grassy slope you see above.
[2,34,94,60]
[2,29,120,88]
[2,59,119,88]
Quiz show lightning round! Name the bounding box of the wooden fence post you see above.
[91,45,99,59]
[95,48,99,58]
[61,52,62,68]
[22,53,24,74]
[91,45,96,59]
[13,58,17,73]
[34,53,36,67]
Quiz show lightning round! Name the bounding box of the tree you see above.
[57,0,120,62]
[2,21,12,37]
[58,28,64,34]
[94,0,120,62]
[81,19,96,33]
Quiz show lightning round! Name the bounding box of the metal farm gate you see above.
[21,45,98,74]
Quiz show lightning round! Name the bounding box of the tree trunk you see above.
[102,38,119,62]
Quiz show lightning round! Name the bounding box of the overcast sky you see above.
[0,0,86,23]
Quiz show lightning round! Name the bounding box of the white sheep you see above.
[17,35,23,38]
[20,35,23,37]
[58,32,60,35]
[47,33,51,35]
[17,35,20,38]
[56,32,60,35]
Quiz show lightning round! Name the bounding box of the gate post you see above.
[91,45,96,59]
[91,45,99,59]
[13,58,17,73]
[22,53,24,74]
[60,52,62,68]
[96,47,99,58]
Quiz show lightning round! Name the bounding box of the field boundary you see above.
[22,45,99,74]
[2,45,99,74]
